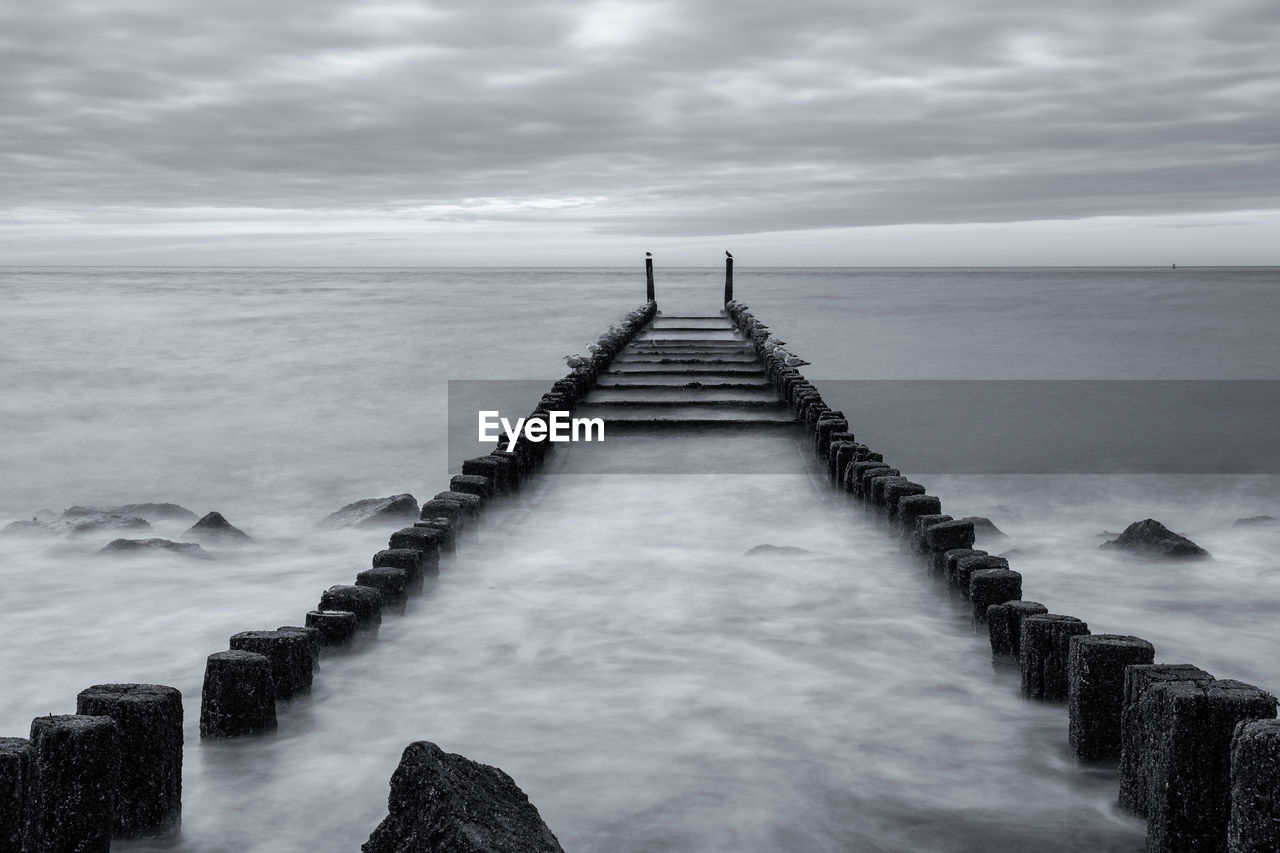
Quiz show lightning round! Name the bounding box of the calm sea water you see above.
[1,266,1278,852]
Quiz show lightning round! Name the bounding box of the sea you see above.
[1,266,1278,852]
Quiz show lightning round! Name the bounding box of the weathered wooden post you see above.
[987,600,1048,658]
[1118,663,1215,816]
[1020,614,1089,700]
[199,650,277,740]
[645,253,654,301]
[1230,719,1280,852]
[1066,635,1155,761]
[724,252,733,304]
[75,684,183,838]
[229,631,313,699]
[305,610,359,650]
[1142,679,1276,852]
[0,737,32,851]
[28,714,121,852]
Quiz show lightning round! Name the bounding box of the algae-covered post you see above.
[724,251,734,304]
[645,253,654,301]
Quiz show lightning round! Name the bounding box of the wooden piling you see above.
[28,715,121,853]
[318,585,383,633]
[199,651,277,740]
[1019,614,1089,701]
[75,684,183,838]
[1229,719,1280,852]
[1119,663,1216,817]
[0,737,32,852]
[1066,635,1155,761]
[229,631,313,699]
[305,610,359,650]
[969,569,1022,624]
[1143,679,1277,852]
[724,254,733,304]
[646,255,655,301]
[987,600,1047,658]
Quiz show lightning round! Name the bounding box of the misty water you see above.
[2,267,1279,852]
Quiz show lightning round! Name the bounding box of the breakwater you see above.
[0,302,658,851]
[725,296,1280,853]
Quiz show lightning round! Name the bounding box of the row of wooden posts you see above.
[725,297,1279,853]
[0,302,658,852]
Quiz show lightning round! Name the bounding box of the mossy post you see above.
[28,714,121,853]
[305,610,358,650]
[75,684,183,838]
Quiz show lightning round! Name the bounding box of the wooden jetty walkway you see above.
[576,312,797,428]
[3,259,1278,853]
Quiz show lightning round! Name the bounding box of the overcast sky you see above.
[2,0,1278,265]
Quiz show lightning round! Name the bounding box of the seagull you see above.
[784,355,810,368]
[726,251,733,258]
[646,252,652,258]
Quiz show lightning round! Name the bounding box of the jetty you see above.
[2,258,1277,853]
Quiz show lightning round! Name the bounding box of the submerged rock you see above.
[744,544,811,557]
[362,741,564,853]
[53,514,152,537]
[322,495,419,529]
[1,519,53,538]
[1232,515,1277,527]
[63,503,196,522]
[1101,519,1210,559]
[100,539,210,558]
[183,512,251,543]
[961,516,1008,539]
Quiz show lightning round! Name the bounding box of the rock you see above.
[99,538,210,558]
[0,519,53,538]
[63,503,197,522]
[1101,519,1210,559]
[1233,515,1277,527]
[52,513,153,537]
[961,516,1007,539]
[744,544,811,557]
[322,495,420,529]
[183,511,251,542]
[362,741,564,853]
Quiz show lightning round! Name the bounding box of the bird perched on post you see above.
[726,251,733,259]
[645,252,651,258]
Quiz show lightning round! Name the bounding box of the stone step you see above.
[585,394,783,406]
[614,354,758,365]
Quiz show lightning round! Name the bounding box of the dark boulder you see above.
[961,516,1007,539]
[63,503,197,522]
[363,741,564,853]
[183,511,251,543]
[322,495,420,529]
[1101,519,1210,559]
[100,538,210,558]
[744,544,811,557]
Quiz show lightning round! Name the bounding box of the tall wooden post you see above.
[724,254,734,304]
[645,255,654,301]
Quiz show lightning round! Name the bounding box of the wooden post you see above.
[645,255,654,301]
[724,253,734,304]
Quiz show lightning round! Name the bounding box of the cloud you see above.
[1,0,1278,256]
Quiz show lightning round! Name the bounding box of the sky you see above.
[1,0,1278,266]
